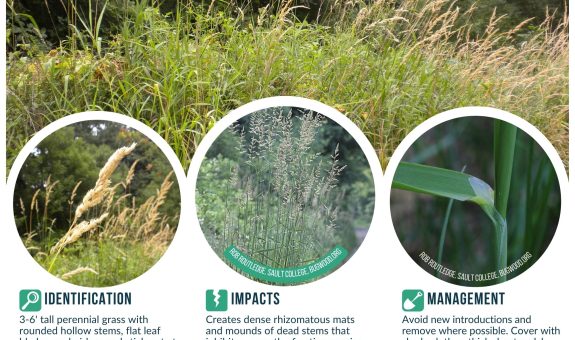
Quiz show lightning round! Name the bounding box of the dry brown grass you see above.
[72,143,137,226]
[50,213,110,255]
[61,266,99,280]
[341,0,569,166]
[17,144,178,283]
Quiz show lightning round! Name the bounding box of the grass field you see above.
[6,0,568,170]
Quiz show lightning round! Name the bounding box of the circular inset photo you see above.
[193,100,377,285]
[11,116,181,287]
[390,115,561,286]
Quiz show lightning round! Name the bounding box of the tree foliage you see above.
[7,0,566,52]
[453,0,566,35]
[13,122,180,235]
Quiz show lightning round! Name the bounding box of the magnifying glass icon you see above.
[21,291,40,311]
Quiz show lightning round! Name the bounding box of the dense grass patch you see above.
[7,0,568,169]
[197,108,374,275]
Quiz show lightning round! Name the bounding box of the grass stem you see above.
[493,120,517,282]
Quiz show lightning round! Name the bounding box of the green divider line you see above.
[224,245,349,284]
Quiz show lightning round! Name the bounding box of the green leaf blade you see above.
[392,162,481,202]
[393,161,508,285]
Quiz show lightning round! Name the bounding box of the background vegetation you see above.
[14,122,180,286]
[6,0,568,171]
[197,107,374,271]
[7,0,566,43]
[390,117,560,286]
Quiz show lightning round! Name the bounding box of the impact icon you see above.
[206,289,228,311]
